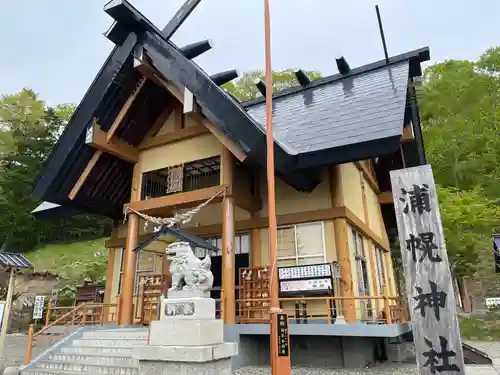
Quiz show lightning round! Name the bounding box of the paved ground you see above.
[233,341,500,375]
[234,363,418,375]
[466,341,500,362]
[0,333,63,371]
[234,364,500,375]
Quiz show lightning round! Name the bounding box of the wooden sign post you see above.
[390,165,465,375]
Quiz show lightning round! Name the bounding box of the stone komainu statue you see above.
[165,241,214,293]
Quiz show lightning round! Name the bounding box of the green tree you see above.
[223,69,322,101]
[420,47,500,277]
[0,89,111,252]
[0,89,59,250]
[421,48,500,199]
[438,186,500,277]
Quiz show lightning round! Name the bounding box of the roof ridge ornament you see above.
[161,0,203,39]
[295,70,311,87]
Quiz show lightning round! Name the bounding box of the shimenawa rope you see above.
[123,186,227,231]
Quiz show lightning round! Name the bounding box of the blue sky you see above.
[1,0,498,106]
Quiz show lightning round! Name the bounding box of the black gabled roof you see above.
[134,225,220,254]
[244,48,429,169]
[246,57,415,155]
[32,0,430,219]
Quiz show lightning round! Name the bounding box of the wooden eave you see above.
[134,52,248,162]
[86,120,139,163]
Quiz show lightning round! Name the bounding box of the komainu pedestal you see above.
[133,242,238,375]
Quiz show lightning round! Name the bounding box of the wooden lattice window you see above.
[166,165,184,194]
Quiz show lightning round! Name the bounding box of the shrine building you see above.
[32,0,430,368]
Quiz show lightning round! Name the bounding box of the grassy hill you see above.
[25,238,108,282]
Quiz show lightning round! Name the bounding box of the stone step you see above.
[71,338,147,347]
[22,369,88,375]
[82,329,148,339]
[32,360,138,375]
[60,346,132,355]
[49,352,137,366]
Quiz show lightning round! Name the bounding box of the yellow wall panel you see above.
[364,177,383,238]
[156,110,176,135]
[340,163,364,220]
[181,204,251,229]
[138,133,221,174]
[259,169,331,217]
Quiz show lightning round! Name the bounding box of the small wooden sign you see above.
[390,165,465,375]
[277,313,289,357]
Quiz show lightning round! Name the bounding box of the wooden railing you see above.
[237,295,408,324]
[25,303,117,365]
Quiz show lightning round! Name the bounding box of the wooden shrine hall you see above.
[31,2,431,366]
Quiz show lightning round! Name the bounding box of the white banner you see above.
[32,295,45,320]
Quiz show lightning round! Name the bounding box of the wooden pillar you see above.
[360,171,370,227]
[119,164,141,325]
[221,147,236,324]
[251,229,261,266]
[367,240,380,315]
[384,251,395,297]
[329,165,356,323]
[103,247,116,323]
[333,218,356,323]
[251,212,261,266]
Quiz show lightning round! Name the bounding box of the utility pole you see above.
[263,0,292,374]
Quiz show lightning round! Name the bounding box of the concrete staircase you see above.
[20,327,148,375]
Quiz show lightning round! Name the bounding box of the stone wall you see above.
[2,272,64,332]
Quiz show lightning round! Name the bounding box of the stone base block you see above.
[134,342,238,363]
[167,289,210,299]
[160,297,215,321]
[149,319,223,346]
[137,358,231,375]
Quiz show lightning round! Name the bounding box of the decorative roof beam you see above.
[401,124,415,142]
[378,191,393,205]
[161,0,202,38]
[86,120,139,163]
[69,150,103,200]
[103,21,128,45]
[336,56,351,74]
[180,40,213,60]
[211,69,240,86]
[183,88,200,116]
[106,76,147,143]
[255,79,266,97]
[295,69,311,87]
[202,119,247,163]
[133,47,185,104]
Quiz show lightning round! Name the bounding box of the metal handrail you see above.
[35,303,89,339]
[25,303,88,365]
